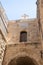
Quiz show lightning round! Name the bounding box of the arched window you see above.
[20,31,27,42]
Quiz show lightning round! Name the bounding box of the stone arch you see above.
[8,53,39,65]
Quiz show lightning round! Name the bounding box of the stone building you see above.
[0,0,43,65]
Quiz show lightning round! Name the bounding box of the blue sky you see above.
[0,0,37,20]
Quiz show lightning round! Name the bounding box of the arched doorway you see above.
[8,56,38,65]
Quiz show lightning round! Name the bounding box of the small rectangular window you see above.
[20,31,27,42]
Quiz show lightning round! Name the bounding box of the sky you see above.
[0,0,37,20]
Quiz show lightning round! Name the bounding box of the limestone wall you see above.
[0,3,8,65]
[0,33,5,65]
[0,2,8,41]
[7,19,40,44]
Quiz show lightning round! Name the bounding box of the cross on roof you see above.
[21,14,29,19]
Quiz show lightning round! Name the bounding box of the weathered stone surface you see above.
[0,0,43,65]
